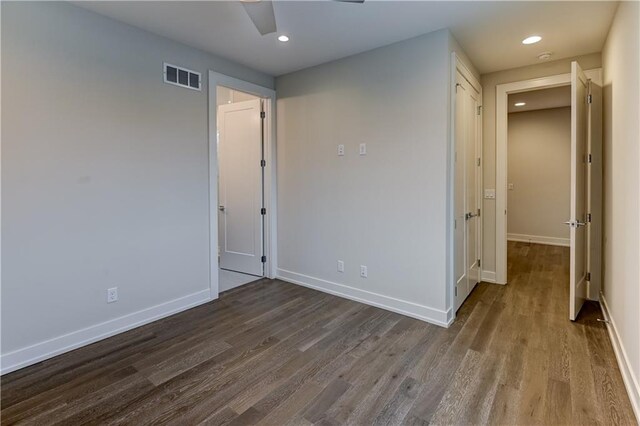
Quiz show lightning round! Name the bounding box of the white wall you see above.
[1,2,273,373]
[507,107,571,245]
[601,1,640,418]
[275,29,475,326]
[481,53,602,274]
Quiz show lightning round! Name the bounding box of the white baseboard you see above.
[276,269,451,327]
[600,293,640,422]
[0,289,212,375]
[481,270,497,283]
[507,233,570,247]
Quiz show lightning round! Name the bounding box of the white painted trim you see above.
[600,294,640,422]
[277,269,452,327]
[481,270,497,283]
[208,71,277,302]
[507,233,570,247]
[0,289,211,375]
[495,68,601,285]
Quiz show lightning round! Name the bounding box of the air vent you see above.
[164,63,201,91]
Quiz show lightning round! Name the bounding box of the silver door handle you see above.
[564,220,586,227]
[219,205,225,212]
[465,212,477,220]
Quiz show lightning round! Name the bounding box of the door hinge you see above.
[260,207,266,215]
[455,83,461,93]
[260,111,266,119]
[455,287,458,296]
[261,255,267,263]
[454,219,457,229]
[587,213,592,223]
[260,159,266,167]
[586,272,591,281]
[587,153,592,163]
[477,158,481,167]
[478,259,481,268]
[477,105,482,115]
[587,94,592,104]
[477,208,481,217]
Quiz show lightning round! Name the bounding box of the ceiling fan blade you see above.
[241,0,277,35]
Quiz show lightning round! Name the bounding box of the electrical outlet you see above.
[360,265,368,278]
[107,287,118,303]
[337,260,344,273]
[359,143,367,156]
[337,144,345,156]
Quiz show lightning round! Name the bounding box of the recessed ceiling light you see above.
[514,102,526,107]
[522,35,542,45]
[278,35,289,42]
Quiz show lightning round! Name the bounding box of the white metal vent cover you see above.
[164,63,201,91]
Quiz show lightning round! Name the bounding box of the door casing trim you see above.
[494,69,601,285]
[208,71,277,300]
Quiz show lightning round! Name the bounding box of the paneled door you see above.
[218,98,264,277]
[568,61,589,320]
[455,70,481,311]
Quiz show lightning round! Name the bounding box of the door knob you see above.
[219,205,225,212]
[465,212,477,220]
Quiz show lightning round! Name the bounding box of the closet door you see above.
[454,71,481,311]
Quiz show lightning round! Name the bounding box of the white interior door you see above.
[466,84,481,295]
[587,80,603,301]
[454,74,467,310]
[569,61,589,320]
[454,71,481,311]
[218,98,264,277]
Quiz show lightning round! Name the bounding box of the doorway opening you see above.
[495,63,602,321]
[208,71,276,299]
[506,85,572,306]
[216,86,266,292]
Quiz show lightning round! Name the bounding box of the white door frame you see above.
[449,52,482,321]
[494,69,601,285]
[208,71,277,300]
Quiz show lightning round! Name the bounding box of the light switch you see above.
[338,144,345,156]
[359,143,367,156]
[484,189,496,199]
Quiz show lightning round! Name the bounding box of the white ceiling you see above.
[508,86,571,113]
[76,1,617,77]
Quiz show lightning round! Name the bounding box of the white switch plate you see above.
[360,265,368,278]
[337,260,344,273]
[359,143,367,156]
[484,189,496,199]
[107,287,118,303]
[337,144,345,156]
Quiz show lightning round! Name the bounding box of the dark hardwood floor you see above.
[1,242,636,425]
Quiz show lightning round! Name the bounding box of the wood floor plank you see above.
[1,242,636,425]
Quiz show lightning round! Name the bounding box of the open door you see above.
[587,79,603,302]
[218,98,264,277]
[568,62,589,320]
